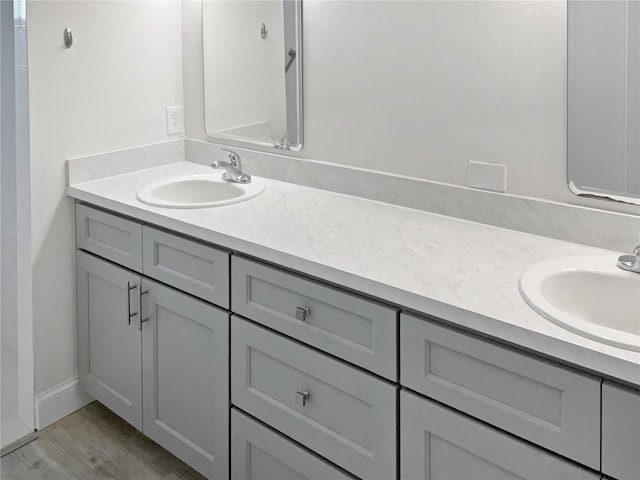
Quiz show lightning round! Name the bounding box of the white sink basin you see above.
[520,256,640,351]
[136,174,265,208]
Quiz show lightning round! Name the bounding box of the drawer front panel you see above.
[602,381,640,480]
[232,256,398,380]
[142,226,229,308]
[76,204,142,271]
[231,409,354,480]
[401,390,598,480]
[401,313,601,469]
[232,316,397,480]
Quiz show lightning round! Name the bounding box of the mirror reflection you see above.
[568,0,639,204]
[202,0,303,151]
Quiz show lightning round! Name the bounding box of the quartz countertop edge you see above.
[66,161,640,387]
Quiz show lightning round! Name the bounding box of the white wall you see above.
[185,0,589,206]
[27,0,184,395]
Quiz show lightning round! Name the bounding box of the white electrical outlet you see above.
[166,106,184,136]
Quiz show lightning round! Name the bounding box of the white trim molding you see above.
[35,376,92,429]
[1,417,32,450]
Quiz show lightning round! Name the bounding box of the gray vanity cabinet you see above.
[74,201,639,480]
[141,278,229,479]
[76,251,143,430]
[602,382,640,480]
[400,390,599,480]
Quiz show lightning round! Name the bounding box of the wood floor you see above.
[0,402,205,480]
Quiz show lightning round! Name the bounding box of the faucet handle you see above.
[220,149,240,168]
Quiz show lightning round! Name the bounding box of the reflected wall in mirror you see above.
[568,0,639,205]
[202,0,302,151]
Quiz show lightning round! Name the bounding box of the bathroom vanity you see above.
[68,162,640,480]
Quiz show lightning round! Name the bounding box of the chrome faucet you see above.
[617,245,640,273]
[211,149,251,184]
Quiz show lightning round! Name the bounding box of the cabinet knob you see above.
[295,390,310,407]
[295,306,310,321]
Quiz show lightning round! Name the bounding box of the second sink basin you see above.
[519,256,640,351]
[137,174,265,208]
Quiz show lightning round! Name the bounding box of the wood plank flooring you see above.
[1,402,205,480]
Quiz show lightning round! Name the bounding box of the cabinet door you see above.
[76,251,143,430]
[401,390,598,480]
[602,381,640,480]
[142,279,229,480]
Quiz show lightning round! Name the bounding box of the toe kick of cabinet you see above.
[231,316,397,480]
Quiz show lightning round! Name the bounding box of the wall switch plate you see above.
[166,106,184,136]
[468,161,507,193]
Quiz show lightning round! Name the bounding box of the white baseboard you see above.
[35,377,93,429]
[1,417,33,449]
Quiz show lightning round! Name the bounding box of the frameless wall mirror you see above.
[202,0,303,151]
[568,0,639,205]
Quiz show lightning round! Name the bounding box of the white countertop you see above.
[67,161,640,386]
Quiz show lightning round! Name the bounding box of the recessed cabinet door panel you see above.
[232,256,398,380]
[231,409,355,480]
[76,204,142,271]
[142,226,230,308]
[602,381,640,480]
[401,390,599,480]
[142,279,229,480]
[76,251,142,430]
[232,316,397,480]
[401,313,601,469]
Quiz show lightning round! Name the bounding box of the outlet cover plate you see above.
[166,106,184,136]
[468,161,507,193]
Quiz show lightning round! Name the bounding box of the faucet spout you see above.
[211,149,252,183]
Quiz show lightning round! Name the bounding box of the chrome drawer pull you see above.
[127,282,138,324]
[295,306,310,321]
[295,390,310,407]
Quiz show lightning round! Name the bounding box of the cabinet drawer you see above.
[401,390,598,480]
[231,409,355,480]
[602,381,640,480]
[142,226,229,308]
[401,313,601,469]
[231,316,397,480]
[76,204,142,271]
[231,256,398,380]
